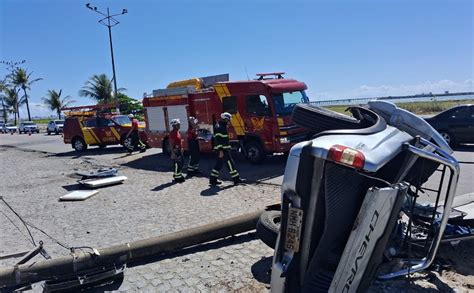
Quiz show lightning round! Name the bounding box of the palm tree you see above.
[4,87,24,125]
[79,74,125,104]
[10,68,42,121]
[42,89,75,119]
[0,79,7,122]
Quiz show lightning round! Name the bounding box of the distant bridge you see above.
[310,91,474,106]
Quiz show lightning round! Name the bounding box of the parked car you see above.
[425,104,474,146]
[47,120,65,135]
[19,121,39,134]
[2,123,17,133]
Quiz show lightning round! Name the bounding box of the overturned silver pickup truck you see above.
[257,101,473,292]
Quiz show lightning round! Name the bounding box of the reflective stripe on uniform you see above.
[231,172,240,178]
[214,133,228,138]
[227,161,234,172]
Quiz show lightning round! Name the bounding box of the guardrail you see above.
[311,92,474,106]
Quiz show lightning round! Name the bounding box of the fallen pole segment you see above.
[0,209,266,288]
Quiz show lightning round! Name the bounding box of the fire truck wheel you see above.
[122,137,133,151]
[72,137,87,152]
[292,104,363,133]
[244,140,266,164]
[256,211,281,249]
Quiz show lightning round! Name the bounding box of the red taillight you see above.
[328,144,365,169]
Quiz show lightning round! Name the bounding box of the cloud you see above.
[313,79,474,101]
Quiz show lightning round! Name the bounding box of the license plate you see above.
[284,207,303,252]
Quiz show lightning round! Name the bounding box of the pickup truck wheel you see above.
[55,130,59,135]
[256,211,281,249]
[244,140,266,164]
[72,137,87,152]
[292,104,365,133]
[47,130,51,135]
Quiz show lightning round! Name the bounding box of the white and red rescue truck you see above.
[142,73,310,163]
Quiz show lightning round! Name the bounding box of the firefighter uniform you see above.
[209,119,241,185]
[187,122,200,175]
[169,122,185,183]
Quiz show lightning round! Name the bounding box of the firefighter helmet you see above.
[188,116,198,125]
[220,112,232,121]
[128,114,134,119]
[170,119,181,127]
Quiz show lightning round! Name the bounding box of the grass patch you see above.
[323,99,474,115]
[32,118,52,124]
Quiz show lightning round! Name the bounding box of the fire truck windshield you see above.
[113,115,131,125]
[272,91,309,116]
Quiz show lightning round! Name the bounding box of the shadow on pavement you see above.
[200,184,235,196]
[251,256,273,284]
[62,183,84,191]
[53,146,127,158]
[122,151,287,183]
[152,181,177,192]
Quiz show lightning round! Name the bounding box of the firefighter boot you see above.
[209,177,222,186]
[233,177,246,185]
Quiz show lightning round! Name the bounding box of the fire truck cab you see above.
[143,73,310,163]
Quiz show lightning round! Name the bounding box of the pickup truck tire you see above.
[256,211,281,249]
[292,104,362,133]
[243,140,266,164]
[72,137,87,152]
[47,130,51,135]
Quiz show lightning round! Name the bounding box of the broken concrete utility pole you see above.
[0,208,270,289]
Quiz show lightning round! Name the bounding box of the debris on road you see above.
[75,167,118,179]
[79,176,127,188]
[59,190,99,201]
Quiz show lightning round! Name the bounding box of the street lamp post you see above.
[85,3,127,111]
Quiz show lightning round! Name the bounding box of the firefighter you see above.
[186,116,201,176]
[169,119,185,183]
[209,112,244,186]
[125,114,145,154]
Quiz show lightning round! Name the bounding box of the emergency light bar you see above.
[256,72,285,80]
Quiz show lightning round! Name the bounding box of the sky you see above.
[0,0,473,118]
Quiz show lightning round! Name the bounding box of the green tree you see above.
[4,87,24,125]
[10,68,42,121]
[0,79,8,122]
[79,74,125,104]
[116,93,144,116]
[42,89,75,119]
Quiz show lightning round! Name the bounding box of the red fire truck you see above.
[142,73,310,163]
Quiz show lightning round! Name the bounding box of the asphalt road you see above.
[0,132,471,196]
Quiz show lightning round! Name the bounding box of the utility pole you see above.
[85,3,127,112]
[1,60,26,122]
